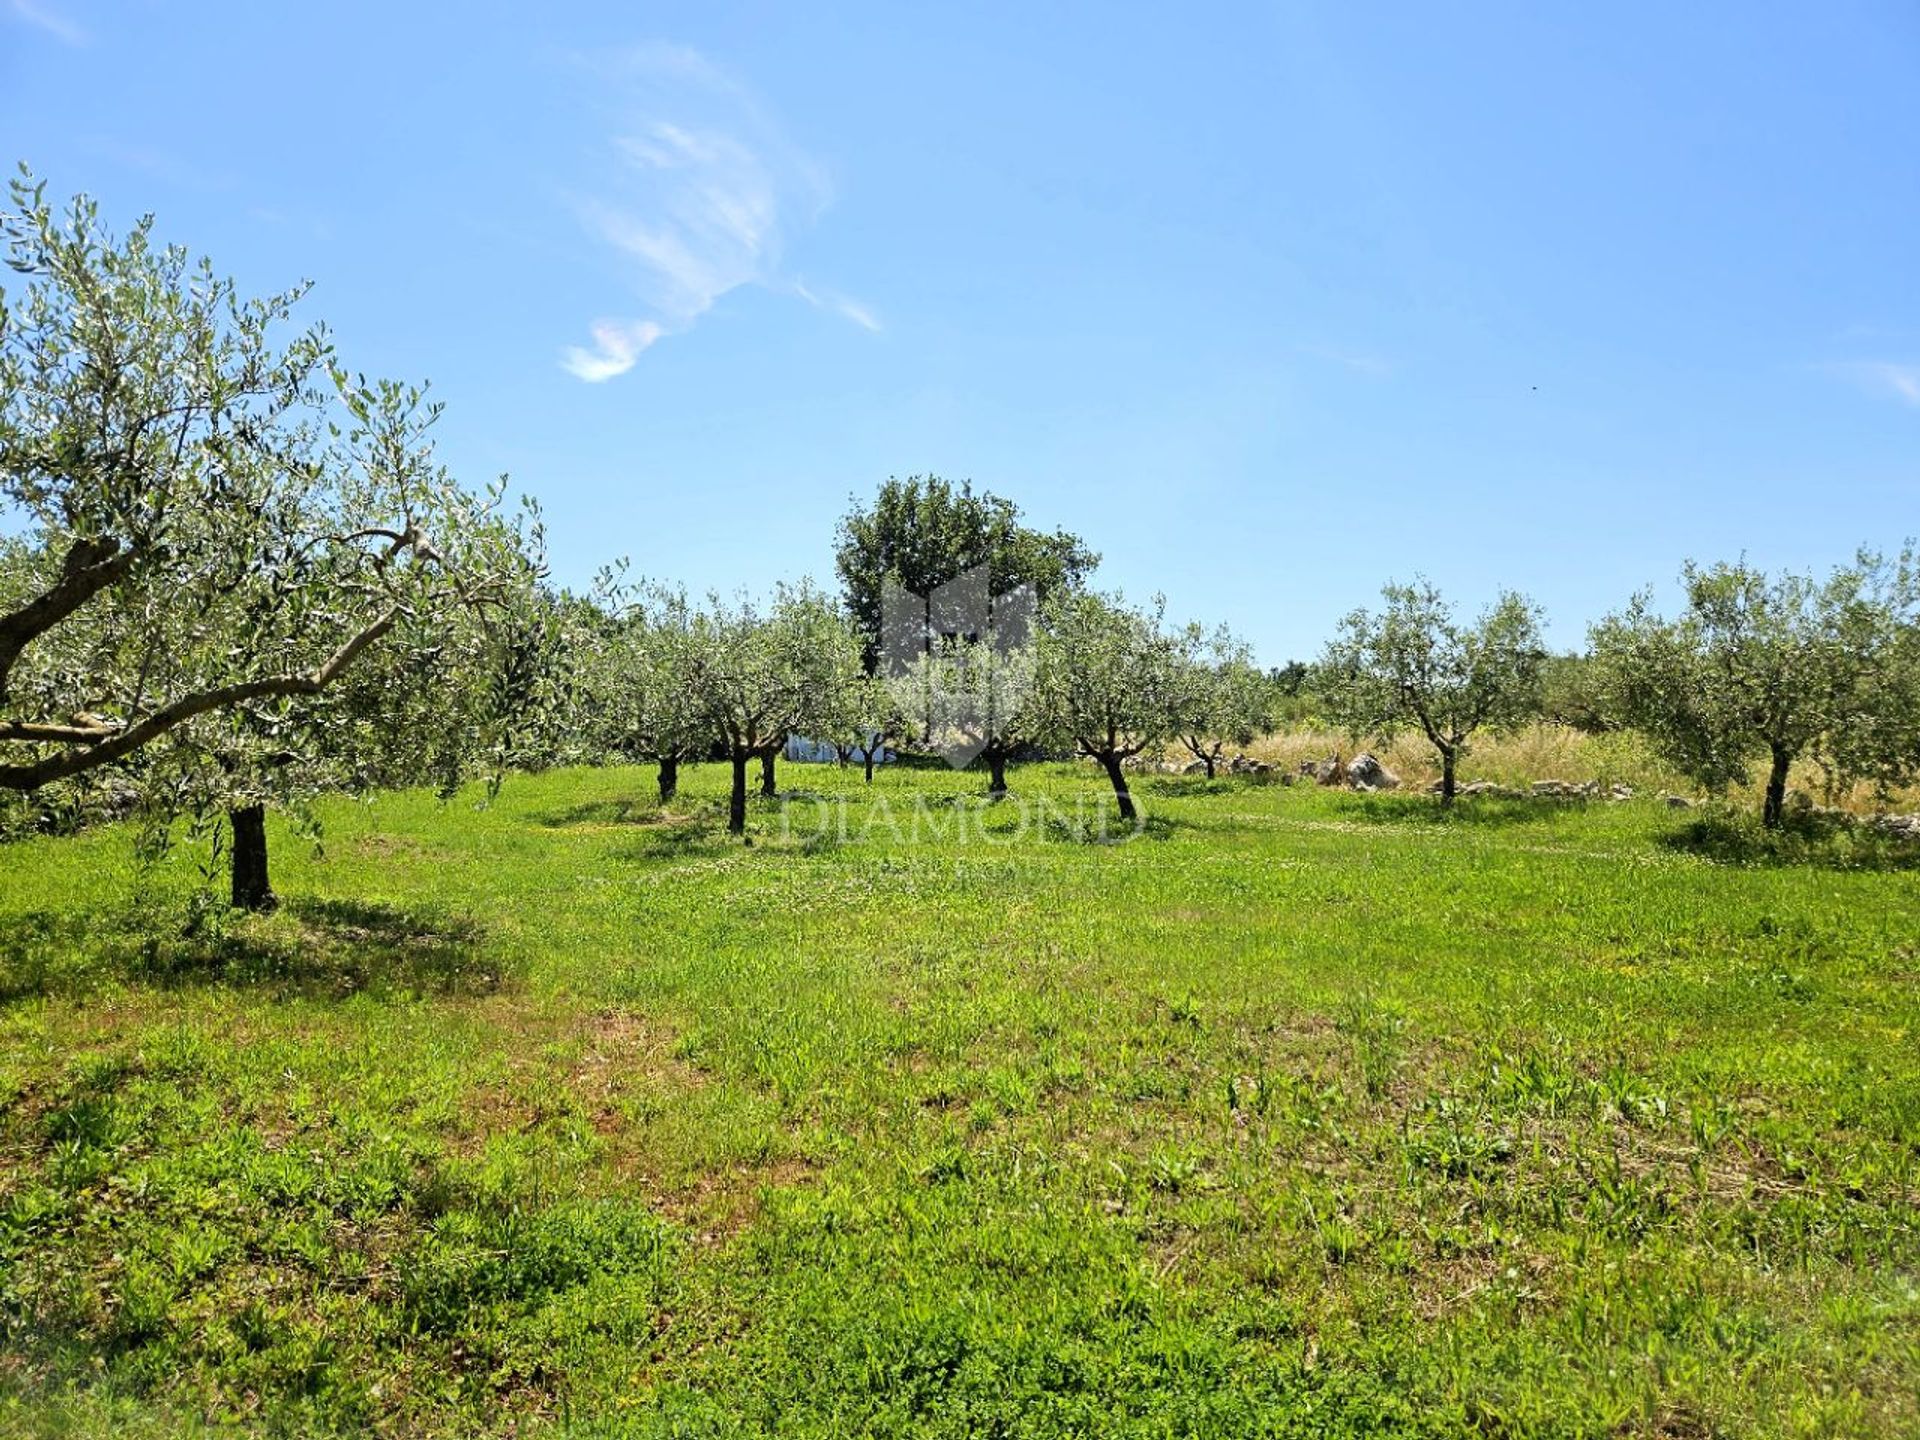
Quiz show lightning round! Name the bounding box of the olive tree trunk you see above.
[1099,753,1138,823]
[1438,747,1458,807]
[759,747,777,797]
[229,803,276,912]
[728,752,751,834]
[987,750,1008,796]
[1763,743,1792,829]
[657,753,679,802]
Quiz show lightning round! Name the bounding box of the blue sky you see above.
[4,1,1917,663]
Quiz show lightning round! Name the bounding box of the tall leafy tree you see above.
[191,527,550,911]
[1319,580,1545,806]
[1591,554,1916,827]
[1033,591,1183,822]
[834,475,1097,669]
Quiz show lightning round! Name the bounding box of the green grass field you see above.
[2,762,1916,1437]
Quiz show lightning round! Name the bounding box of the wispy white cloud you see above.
[1829,360,1920,408]
[7,0,85,44]
[793,280,882,333]
[1820,360,1920,410]
[563,44,874,381]
[563,319,666,382]
[1880,366,1920,407]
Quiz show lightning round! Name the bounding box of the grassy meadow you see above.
[1,757,1917,1436]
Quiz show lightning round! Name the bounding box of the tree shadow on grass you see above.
[1331,793,1586,830]
[0,896,499,1003]
[1658,814,1920,872]
[1027,808,1191,845]
[1138,775,1254,798]
[535,798,664,829]
[879,749,955,772]
[615,814,737,861]
[541,799,754,857]
[269,898,498,994]
[0,909,105,1003]
[1133,812,1190,842]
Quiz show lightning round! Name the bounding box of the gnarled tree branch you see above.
[0,536,137,701]
[0,608,398,791]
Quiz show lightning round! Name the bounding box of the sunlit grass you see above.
[2,760,1917,1436]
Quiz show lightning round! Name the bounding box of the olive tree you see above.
[1591,554,1915,827]
[820,671,900,783]
[55,406,551,911]
[1171,623,1271,778]
[194,517,552,911]
[685,584,864,834]
[576,574,712,802]
[890,635,1039,795]
[1319,579,1545,805]
[1825,549,1920,797]
[0,173,541,902]
[1033,591,1183,822]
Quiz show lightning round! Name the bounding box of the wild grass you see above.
[1241,722,1920,814]
[1,760,1917,1436]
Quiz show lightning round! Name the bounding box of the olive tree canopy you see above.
[1591,553,1919,827]
[682,583,865,834]
[1033,590,1184,822]
[0,172,547,901]
[573,572,714,803]
[888,635,1039,795]
[1319,579,1545,805]
[1171,623,1270,779]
